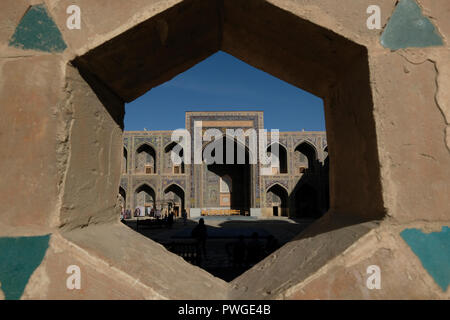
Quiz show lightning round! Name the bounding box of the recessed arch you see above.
[267,140,288,151]
[164,140,179,151]
[135,143,156,174]
[294,140,318,158]
[265,182,288,194]
[202,135,254,164]
[165,141,184,174]
[135,141,158,153]
[202,135,252,212]
[135,182,157,194]
[163,182,185,194]
[220,174,232,193]
[294,140,318,170]
[266,142,288,174]
[164,183,185,216]
[118,186,126,211]
[134,183,156,211]
[123,147,128,173]
[266,183,289,217]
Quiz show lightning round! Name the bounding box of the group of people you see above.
[133,207,163,219]
[120,209,132,220]
[121,206,188,229]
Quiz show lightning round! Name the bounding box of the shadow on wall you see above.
[266,140,329,219]
[288,150,329,219]
[289,159,328,219]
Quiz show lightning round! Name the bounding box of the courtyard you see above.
[124,216,312,281]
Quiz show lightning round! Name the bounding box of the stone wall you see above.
[0,0,448,300]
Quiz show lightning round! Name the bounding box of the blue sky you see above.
[125,51,325,132]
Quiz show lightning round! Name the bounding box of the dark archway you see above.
[203,136,252,213]
[134,184,156,213]
[267,184,288,217]
[123,147,128,173]
[267,142,288,174]
[164,184,185,217]
[295,141,318,172]
[119,186,126,210]
[135,144,156,174]
[165,141,185,174]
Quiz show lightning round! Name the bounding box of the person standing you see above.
[167,212,174,228]
[182,209,187,225]
[191,218,208,265]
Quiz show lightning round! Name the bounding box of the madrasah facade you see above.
[119,111,329,218]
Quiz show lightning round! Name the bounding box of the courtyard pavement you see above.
[123,216,313,281]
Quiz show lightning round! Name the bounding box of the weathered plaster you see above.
[0,0,448,299]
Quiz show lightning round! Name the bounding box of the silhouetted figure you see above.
[265,235,280,255]
[167,212,174,228]
[246,232,264,266]
[191,218,208,265]
[181,209,187,225]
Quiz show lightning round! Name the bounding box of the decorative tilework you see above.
[123,112,327,212]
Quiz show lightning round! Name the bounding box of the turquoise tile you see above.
[9,4,67,53]
[400,226,449,291]
[0,235,50,300]
[381,0,443,50]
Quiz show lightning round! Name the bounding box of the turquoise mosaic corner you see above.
[0,234,51,300]
[9,4,67,53]
[381,0,443,50]
[400,226,450,292]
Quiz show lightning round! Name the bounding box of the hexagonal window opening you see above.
[62,0,385,296]
[117,49,331,282]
